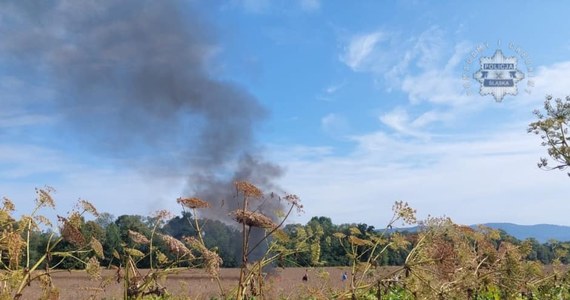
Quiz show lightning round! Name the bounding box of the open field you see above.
[19,266,400,299]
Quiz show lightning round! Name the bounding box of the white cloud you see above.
[316,81,346,102]
[321,113,349,137]
[329,31,570,227]
[412,27,446,69]
[324,81,345,94]
[281,52,570,225]
[340,27,451,85]
[340,31,385,71]
[379,108,428,139]
[234,0,270,13]
[299,0,320,11]
[411,110,453,128]
[0,142,186,220]
[273,127,570,227]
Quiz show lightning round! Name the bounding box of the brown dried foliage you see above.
[177,197,210,209]
[157,233,193,258]
[85,256,102,280]
[90,238,104,259]
[3,231,25,268]
[231,209,276,229]
[2,197,15,212]
[234,181,263,198]
[58,215,86,247]
[35,187,56,209]
[79,199,99,217]
[184,236,223,277]
[128,230,150,245]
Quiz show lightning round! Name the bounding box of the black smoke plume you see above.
[0,1,284,222]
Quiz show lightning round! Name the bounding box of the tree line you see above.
[22,211,570,270]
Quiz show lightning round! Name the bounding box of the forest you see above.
[23,209,570,271]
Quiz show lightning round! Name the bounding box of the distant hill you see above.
[477,223,570,243]
[392,223,570,244]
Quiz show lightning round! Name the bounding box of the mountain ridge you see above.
[392,223,570,243]
[476,222,570,243]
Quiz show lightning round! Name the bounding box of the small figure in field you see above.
[341,271,348,282]
[302,269,308,282]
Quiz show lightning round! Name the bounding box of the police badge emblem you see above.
[473,50,525,102]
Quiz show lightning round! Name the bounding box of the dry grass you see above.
[16,267,400,299]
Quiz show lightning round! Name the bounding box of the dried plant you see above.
[157,233,193,258]
[234,181,263,198]
[231,181,303,300]
[0,188,101,299]
[90,238,104,259]
[128,230,150,245]
[177,197,210,209]
[332,201,418,300]
[184,236,223,277]
[231,209,276,229]
[177,194,226,297]
[58,215,86,247]
[114,208,198,299]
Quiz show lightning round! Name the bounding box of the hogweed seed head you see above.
[234,181,263,198]
[283,194,304,214]
[183,236,222,277]
[231,209,275,229]
[79,199,99,217]
[90,238,104,259]
[177,197,210,209]
[85,256,102,280]
[2,197,15,212]
[128,230,150,245]
[4,231,25,268]
[58,215,86,246]
[35,187,56,209]
[157,233,193,258]
[393,201,417,225]
[34,215,53,228]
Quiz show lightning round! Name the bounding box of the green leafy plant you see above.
[529,95,570,176]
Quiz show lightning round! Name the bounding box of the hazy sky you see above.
[1,0,570,227]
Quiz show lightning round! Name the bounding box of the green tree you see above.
[528,95,570,175]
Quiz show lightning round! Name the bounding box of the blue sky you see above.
[2,0,570,227]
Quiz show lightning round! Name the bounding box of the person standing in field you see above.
[302,269,308,282]
[342,271,348,283]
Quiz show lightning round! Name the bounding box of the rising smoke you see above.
[0,1,284,222]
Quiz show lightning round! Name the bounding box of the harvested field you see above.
[18,266,401,299]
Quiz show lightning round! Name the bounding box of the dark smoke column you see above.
[0,1,283,218]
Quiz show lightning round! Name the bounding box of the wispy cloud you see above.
[299,0,320,11]
[324,81,346,94]
[321,113,350,137]
[0,142,186,219]
[340,31,385,71]
[316,81,346,102]
[273,126,570,226]
[379,108,428,139]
